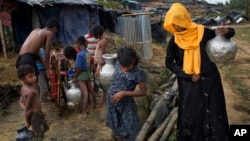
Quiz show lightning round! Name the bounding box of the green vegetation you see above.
[225,0,246,10]
[95,0,123,10]
[168,130,177,141]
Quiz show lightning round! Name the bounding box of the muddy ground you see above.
[1,25,250,141]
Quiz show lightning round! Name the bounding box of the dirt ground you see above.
[1,25,250,140]
[222,35,250,124]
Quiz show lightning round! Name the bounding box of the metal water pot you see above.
[16,125,34,141]
[206,33,237,63]
[66,81,82,106]
[99,53,117,87]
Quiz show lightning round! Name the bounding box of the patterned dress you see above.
[106,62,147,141]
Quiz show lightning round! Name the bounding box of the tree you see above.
[225,0,246,10]
[247,0,250,18]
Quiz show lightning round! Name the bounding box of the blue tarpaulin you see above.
[12,1,100,48]
[36,5,99,45]
[11,3,33,50]
[58,5,90,45]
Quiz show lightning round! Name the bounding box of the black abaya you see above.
[165,27,235,141]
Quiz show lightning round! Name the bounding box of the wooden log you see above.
[158,74,176,91]
[159,108,178,141]
[171,79,178,93]
[148,107,178,141]
[168,74,176,82]
[155,89,164,96]
[171,94,178,108]
[136,98,166,141]
[158,82,172,91]
[136,72,177,141]
[0,21,7,59]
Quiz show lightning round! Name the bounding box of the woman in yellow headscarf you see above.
[164,3,235,141]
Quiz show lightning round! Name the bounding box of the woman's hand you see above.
[216,26,229,36]
[192,74,200,82]
[112,91,124,103]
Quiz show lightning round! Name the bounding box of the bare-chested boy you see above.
[17,64,49,140]
[16,17,59,77]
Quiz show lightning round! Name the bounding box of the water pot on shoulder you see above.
[99,53,117,88]
[206,31,237,63]
[66,81,82,106]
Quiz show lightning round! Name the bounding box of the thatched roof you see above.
[16,0,97,6]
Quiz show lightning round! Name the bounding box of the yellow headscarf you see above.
[163,3,204,75]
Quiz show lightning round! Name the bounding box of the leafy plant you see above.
[95,0,125,10]
[225,0,247,10]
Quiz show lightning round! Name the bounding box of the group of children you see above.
[17,23,148,141]
[16,24,108,139]
[63,24,108,118]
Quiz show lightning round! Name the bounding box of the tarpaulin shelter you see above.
[13,0,100,49]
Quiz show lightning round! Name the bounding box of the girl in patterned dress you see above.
[106,47,147,141]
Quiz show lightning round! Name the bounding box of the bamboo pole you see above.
[168,74,176,82]
[155,89,164,95]
[148,107,178,141]
[158,82,172,91]
[51,58,67,105]
[0,21,7,59]
[136,98,166,141]
[158,74,176,91]
[171,79,178,93]
[159,109,178,141]
[137,72,177,140]
[171,94,178,108]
